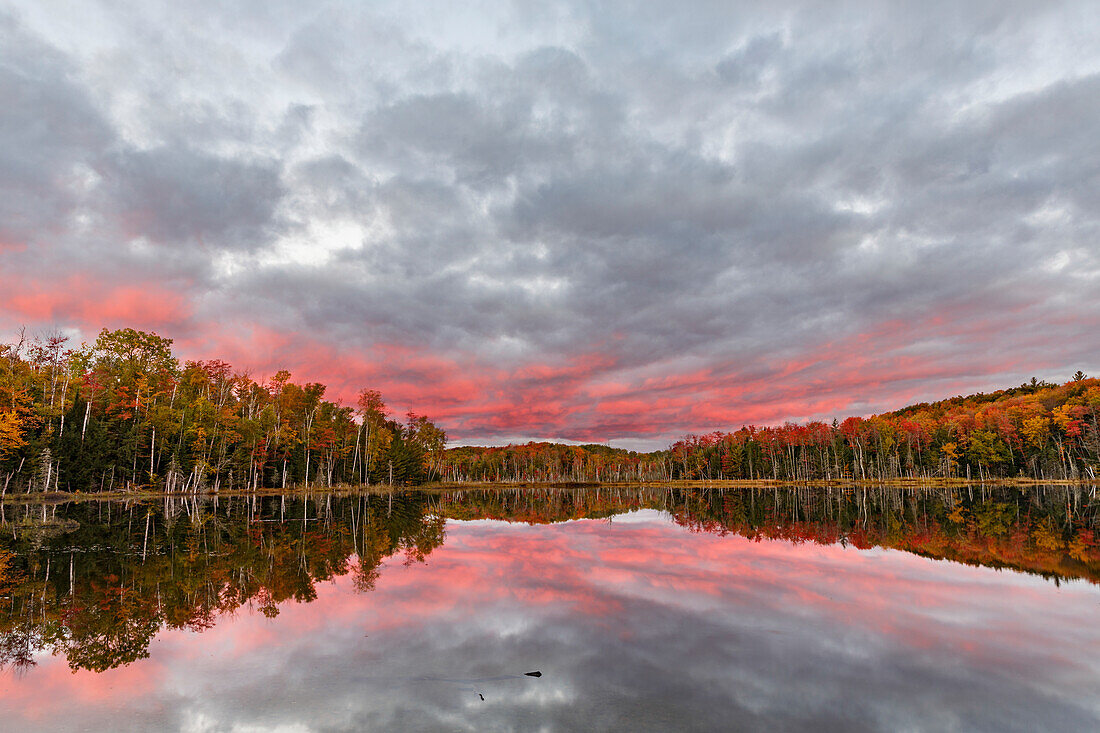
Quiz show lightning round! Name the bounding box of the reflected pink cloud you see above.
[0,650,162,709]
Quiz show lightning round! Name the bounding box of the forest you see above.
[440,376,1100,483]
[659,374,1099,483]
[1,326,1098,493]
[1,328,446,495]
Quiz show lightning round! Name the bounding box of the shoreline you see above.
[2,476,1096,504]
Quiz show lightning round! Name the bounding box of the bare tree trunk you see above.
[150,427,156,486]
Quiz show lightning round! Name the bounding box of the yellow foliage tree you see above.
[0,410,25,459]
[940,441,958,477]
[1021,416,1050,450]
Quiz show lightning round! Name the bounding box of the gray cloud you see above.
[102,145,284,248]
[0,13,114,245]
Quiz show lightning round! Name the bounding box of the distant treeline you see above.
[2,327,1098,492]
[442,442,670,483]
[443,376,1100,483]
[1,328,446,494]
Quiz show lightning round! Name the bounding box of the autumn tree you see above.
[405,412,447,481]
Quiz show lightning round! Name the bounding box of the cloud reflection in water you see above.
[2,509,1099,732]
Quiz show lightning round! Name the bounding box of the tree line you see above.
[2,326,1097,491]
[663,374,1099,482]
[0,328,446,495]
[442,375,1100,483]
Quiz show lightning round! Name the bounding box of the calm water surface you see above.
[1,486,1098,732]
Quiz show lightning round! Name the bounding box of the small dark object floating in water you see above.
[479,693,484,701]
[525,671,542,677]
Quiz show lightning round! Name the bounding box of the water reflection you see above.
[1,485,1098,731]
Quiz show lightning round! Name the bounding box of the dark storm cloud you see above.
[2,1,1098,442]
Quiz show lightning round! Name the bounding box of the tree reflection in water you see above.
[0,484,1096,674]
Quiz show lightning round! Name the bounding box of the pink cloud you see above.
[1,262,1092,445]
[1,274,192,334]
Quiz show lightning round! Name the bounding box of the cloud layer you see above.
[2,1,1099,446]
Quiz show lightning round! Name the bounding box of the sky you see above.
[1,1,1099,449]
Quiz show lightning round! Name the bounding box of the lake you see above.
[1,486,1098,731]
